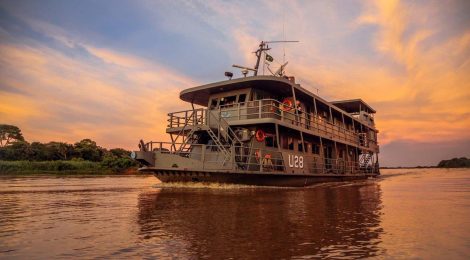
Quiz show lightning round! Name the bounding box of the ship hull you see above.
[142,169,378,187]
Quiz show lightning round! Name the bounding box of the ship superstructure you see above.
[132,41,379,186]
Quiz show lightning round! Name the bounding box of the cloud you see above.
[211,0,470,146]
[0,34,196,149]
[0,0,469,161]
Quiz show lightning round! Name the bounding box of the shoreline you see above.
[2,167,468,177]
[0,169,144,176]
[0,160,142,176]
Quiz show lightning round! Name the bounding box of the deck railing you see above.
[143,141,378,175]
[167,108,206,128]
[167,99,378,150]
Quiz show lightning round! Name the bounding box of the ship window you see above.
[312,144,320,154]
[220,96,236,106]
[210,98,218,109]
[238,94,246,103]
[288,137,294,150]
[265,136,277,148]
[305,142,311,153]
[297,140,303,152]
[281,136,289,149]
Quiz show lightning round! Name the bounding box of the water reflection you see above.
[137,181,384,259]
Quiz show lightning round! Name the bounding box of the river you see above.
[0,168,469,259]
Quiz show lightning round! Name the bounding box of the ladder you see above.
[206,127,232,164]
[172,108,245,166]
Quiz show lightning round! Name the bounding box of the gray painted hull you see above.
[145,169,378,187]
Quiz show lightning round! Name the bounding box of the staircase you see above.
[172,108,243,166]
[206,109,243,165]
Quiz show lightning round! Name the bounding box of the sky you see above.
[0,0,469,166]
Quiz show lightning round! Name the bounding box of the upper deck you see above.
[180,75,377,130]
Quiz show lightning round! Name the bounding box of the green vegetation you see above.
[0,160,104,174]
[437,157,470,168]
[0,124,138,174]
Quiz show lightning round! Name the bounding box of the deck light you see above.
[224,71,233,79]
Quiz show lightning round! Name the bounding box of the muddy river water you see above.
[0,168,469,259]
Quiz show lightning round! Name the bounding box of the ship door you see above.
[324,146,333,170]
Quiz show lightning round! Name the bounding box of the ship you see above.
[131,41,380,187]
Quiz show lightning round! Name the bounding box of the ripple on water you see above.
[0,170,469,259]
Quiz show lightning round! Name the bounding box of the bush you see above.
[0,160,103,174]
[101,156,137,173]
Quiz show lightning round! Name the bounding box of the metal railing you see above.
[143,141,285,172]
[167,108,206,128]
[143,141,378,175]
[166,100,378,150]
[215,99,377,148]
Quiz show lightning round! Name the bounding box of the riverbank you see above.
[0,160,139,175]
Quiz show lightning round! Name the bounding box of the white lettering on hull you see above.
[288,155,304,169]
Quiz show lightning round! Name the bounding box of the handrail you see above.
[143,141,377,174]
[215,99,377,148]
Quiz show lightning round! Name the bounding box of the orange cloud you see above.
[0,42,196,149]
[1,0,468,152]
[270,0,470,145]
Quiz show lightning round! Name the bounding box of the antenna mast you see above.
[253,40,299,76]
[233,40,299,77]
[253,41,270,76]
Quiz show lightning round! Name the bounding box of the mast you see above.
[233,40,298,77]
[253,41,270,76]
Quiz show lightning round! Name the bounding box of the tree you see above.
[437,157,470,168]
[0,124,25,147]
[0,141,31,160]
[45,142,74,160]
[30,142,47,161]
[73,139,104,161]
[109,148,131,158]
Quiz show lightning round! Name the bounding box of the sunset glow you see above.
[0,0,469,166]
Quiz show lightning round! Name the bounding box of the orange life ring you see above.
[254,150,261,162]
[255,129,266,142]
[255,150,271,161]
[280,98,293,111]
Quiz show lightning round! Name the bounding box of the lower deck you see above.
[140,168,379,187]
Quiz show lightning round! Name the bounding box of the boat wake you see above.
[152,181,297,190]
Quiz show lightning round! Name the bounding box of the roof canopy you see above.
[180,76,294,106]
[331,99,376,114]
[180,76,377,116]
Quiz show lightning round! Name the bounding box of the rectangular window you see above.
[297,140,303,152]
[210,98,218,109]
[288,137,294,150]
[305,142,311,153]
[238,94,246,103]
[219,96,236,107]
[312,144,320,154]
[265,136,277,148]
[281,136,289,150]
